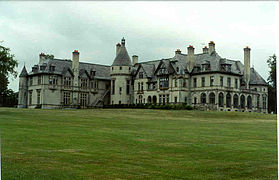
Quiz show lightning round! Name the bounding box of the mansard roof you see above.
[112,45,132,66]
[19,66,28,77]
[29,58,110,80]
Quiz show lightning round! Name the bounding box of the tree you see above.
[0,44,18,107]
[267,54,276,113]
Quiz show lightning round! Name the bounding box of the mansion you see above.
[18,38,268,113]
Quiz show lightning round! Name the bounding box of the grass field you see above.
[0,108,277,179]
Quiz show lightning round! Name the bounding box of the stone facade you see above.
[18,38,268,113]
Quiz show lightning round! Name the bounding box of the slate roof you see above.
[19,66,28,77]
[112,45,132,66]
[29,58,111,80]
[137,52,267,86]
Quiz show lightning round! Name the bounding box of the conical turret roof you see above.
[19,66,28,77]
[112,38,132,66]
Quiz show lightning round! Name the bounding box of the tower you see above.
[110,38,132,105]
[18,66,28,108]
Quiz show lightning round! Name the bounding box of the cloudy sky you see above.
[0,1,277,91]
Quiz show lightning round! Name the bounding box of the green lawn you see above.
[0,108,277,179]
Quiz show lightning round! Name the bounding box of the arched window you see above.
[209,92,215,104]
[247,95,252,109]
[233,94,239,108]
[240,95,245,108]
[226,93,231,107]
[152,96,157,104]
[200,93,206,104]
[219,92,224,107]
[148,96,152,104]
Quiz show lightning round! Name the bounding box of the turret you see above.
[110,38,132,105]
[18,66,28,108]
[39,53,46,63]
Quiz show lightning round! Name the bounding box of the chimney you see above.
[72,50,80,86]
[121,37,125,46]
[116,43,121,55]
[244,46,251,89]
[175,49,181,55]
[203,46,208,54]
[186,45,195,73]
[208,41,215,55]
[39,53,46,63]
[132,55,138,65]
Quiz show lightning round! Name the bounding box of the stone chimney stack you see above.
[72,50,80,107]
[39,53,46,63]
[175,49,181,55]
[121,37,125,46]
[132,55,138,65]
[116,43,121,55]
[203,46,209,54]
[244,46,251,89]
[186,45,195,73]
[208,41,215,55]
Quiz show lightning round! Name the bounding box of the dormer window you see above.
[49,65,55,71]
[90,70,96,76]
[139,72,143,79]
[220,64,231,72]
[201,64,210,71]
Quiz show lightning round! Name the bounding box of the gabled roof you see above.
[112,44,131,66]
[19,66,28,77]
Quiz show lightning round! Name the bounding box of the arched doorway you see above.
[148,96,152,104]
[152,96,157,104]
[209,92,215,104]
[240,95,245,108]
[247,95,252,109]
[200,93,206,104]
[226,93,231,107]
[219,92,224,107]
[233,94,239,108]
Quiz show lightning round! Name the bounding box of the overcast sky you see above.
[0,1,277,91]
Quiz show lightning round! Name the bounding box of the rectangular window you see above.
[80,93,88,107]
[29,90,32,105]
[38,76,41,85]
[63,92,71,105]
[185,97,187,104]
[80,78,88,89]
[37,90,41,104]
[159,95,162,104]
[227,77,231,87]
[119,87,122,94]
[183,79,187,87]
[112,80,115,95]
[174,79,177,87]
[49,75,58,85]
[141,82,144,91]
[139,72,143,78]
[95,81,98,89]
[235,78,238,88]
[126,80,130,94]
[201,77,205,87]
[174,97,177,103]
[220,76,223,87]
[30,77,33,86]
[193,78,197,88]
[64,77,72,88]
[159,77,169,88]
[263,96,266,109]
[167,94,169,103]
[210,76,214,86]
